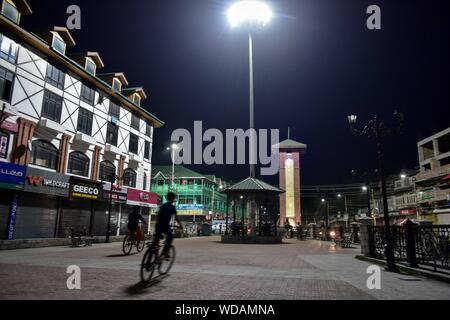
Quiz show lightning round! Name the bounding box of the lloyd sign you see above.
[0,162,26,190]
[69,177,102,200]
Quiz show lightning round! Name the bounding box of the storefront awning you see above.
[126,188,160,208]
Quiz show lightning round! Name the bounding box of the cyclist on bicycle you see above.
[155,192,182,258]
[128,206,147,239]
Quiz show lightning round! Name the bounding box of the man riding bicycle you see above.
[128,206,147,240]
[155,192,182,258]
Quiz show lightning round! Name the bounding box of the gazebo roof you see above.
[221,177,284,194]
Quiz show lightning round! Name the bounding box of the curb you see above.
[355,255,450,284]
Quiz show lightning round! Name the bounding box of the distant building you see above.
[151,166,243,227]
[415,127,450,224]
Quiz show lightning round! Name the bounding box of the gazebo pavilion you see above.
[221,177,284,244]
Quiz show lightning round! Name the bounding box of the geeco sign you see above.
[69,177,102,200]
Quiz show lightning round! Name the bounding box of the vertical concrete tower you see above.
[274,132,307,226]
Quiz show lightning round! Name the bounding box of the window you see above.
[67,152,90,177]
[123,168,137,188]
[0,66,14,102]
[144,141,150,160]
[143,172,147,190]
[31,140,58,170]
[2,0,20,23]
[0,129,9,158]
[85,58,96,75]
[109,101,120,118]
[99,160,116,181]
[133,94,141,106]
[129,133,138,154]
[112,78,121,92]
[145,123,152,137]
[77,108,93,135]
[51,34,66,55]
[45,64,65,90]
[0,33,18,63]
[80,83,95,105]
[42,90,63,123]
[131,113,140,130]
[106,122,118,146]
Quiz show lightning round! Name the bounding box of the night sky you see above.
[23,0,450,185]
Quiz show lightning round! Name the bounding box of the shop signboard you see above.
[126,188,159,207]
[399,208,417,216]
[24,167,70,197]
[178,204,204,210]
[0,162,26,190]
[102,183,128,203]
[69,177,103,200]
[0,120,18,133]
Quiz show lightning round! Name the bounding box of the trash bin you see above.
[201,223,212,236]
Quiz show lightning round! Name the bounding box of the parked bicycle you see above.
[122,229,145,255]
[140,226,181,282]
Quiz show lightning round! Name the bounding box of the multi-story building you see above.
[151,166,243,230]
[0,1,163,239]
[392,170,419,221]
[415,127,450,224]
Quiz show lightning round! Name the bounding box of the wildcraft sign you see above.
[69,177,102,200]
[24,167,70,197]
[0,162,26,190]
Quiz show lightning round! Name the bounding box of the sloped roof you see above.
[222,177,284,194]
[273,139,307,152]
[152,166,205,179]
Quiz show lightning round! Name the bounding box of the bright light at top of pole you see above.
[227,1,273,28]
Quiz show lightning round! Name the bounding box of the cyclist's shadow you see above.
[124,275,169,296]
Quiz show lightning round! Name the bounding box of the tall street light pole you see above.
[362,185,372,218]
[348,111,404,273]
[227,0,272,178]
[167,144,178,192]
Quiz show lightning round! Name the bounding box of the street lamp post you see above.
[167,144,178,191]
[227,1,272,178]
[105,173,121,243]
[348,111,404,272]
[362,185,372,218]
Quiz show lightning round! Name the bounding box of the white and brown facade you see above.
[0,0,163,239]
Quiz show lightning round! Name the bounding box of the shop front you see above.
[126,188,160,234]
[58,177,103,237]
[0,162,26,240]
[100,184,128,236]
[16,167,70,239]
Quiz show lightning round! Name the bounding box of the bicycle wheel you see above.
[140,247,156,282]
[122,235,133,255]
[136,239,145,252]
[158,245,176,275]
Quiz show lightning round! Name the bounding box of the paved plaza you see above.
[0,237,448,300]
